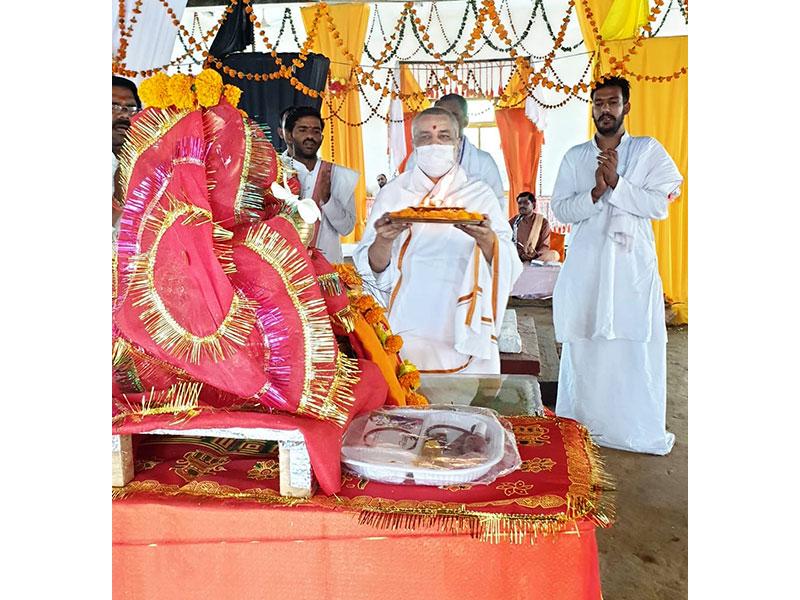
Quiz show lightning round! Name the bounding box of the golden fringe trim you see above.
[242,223,348,424]
[113,381,203,425]
[112,479,307,506]
[212,223,236,274]
[117,107,189,204]
[112,244,119,306]
[332,305,357,333]
[311,354,360,424]
[357,509,579,544]
[112,338,145,393]
[317,272,342,296]
[127,197,256,363]
[232,117,281,223]
[559,420,616,529]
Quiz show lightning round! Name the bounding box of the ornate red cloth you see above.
[113,415,614,542]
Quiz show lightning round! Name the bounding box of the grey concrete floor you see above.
[518,303,688,599]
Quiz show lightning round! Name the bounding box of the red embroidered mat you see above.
[113,415,614,543]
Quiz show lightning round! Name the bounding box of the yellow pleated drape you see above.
[300,3,371,242]
[599,0,650,40]
[575,1,688,323]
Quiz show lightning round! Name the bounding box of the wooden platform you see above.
[499,310,541,376]
[112,427,316,498]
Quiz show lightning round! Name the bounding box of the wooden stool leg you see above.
[278,439,315,498]
[112,434,134,487]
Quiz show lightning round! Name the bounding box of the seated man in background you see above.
[355,107,522,375]
[509,191,560,262]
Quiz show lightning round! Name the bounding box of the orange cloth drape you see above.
[300,3,370,241]
[575,2,688,323]
[113,499,603,599]
[495,71,545,219]
[495,109,544,220]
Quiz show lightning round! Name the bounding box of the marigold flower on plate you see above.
[406,391,428,406]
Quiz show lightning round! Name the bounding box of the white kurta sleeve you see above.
[606,142,682,221]
[551,151,604,224]
[352,190,398,301]
[322,166,357,236]
[453,191,523,360]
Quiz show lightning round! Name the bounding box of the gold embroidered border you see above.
[113,381,203,425]
[240,223,352,425]
[558,419,616,527]
[117,108,189,203]
[127,197,256,364]
[232,117,283,223]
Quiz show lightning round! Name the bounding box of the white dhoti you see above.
[556,308,674,455]
[551,133,683,455]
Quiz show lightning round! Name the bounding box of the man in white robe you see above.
[404,94,506,214]
[551,76,682,455]
[354,107,522,374]
[280,106,357,263]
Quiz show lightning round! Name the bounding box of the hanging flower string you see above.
[138,68,243,110]
[115,0,687,107]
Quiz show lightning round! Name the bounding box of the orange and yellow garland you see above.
[138,69,243,110]
[334,263,427,406]
[112,0,687,110]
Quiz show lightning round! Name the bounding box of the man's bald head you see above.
[411,107,460,147]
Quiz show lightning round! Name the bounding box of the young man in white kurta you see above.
[355,108,522,374]
[280,152,358,263]
[551,77,682,455]
[404,95,506,214]
[280,106,357,263]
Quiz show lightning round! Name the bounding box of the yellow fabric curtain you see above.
[599,0,649,40]
[300,3,371,242]
[575,2,688,323]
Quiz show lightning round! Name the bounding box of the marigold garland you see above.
[364,308,384,326]
[167,73,196,110]
[195,68,224,108]
[223,84,242,108]
[334,263,364,287]
[138,72,172,109]
[397,359,421,391]
[385,335,403,354]
[137,69,243,113]
[354,294,377,312]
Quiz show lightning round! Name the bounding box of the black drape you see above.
[207,1,254,57]
[216,52,330,153]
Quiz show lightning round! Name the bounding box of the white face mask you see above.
[415,143,457,178]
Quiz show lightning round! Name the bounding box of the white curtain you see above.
[387,62,408,174]
[112,0,188,84]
